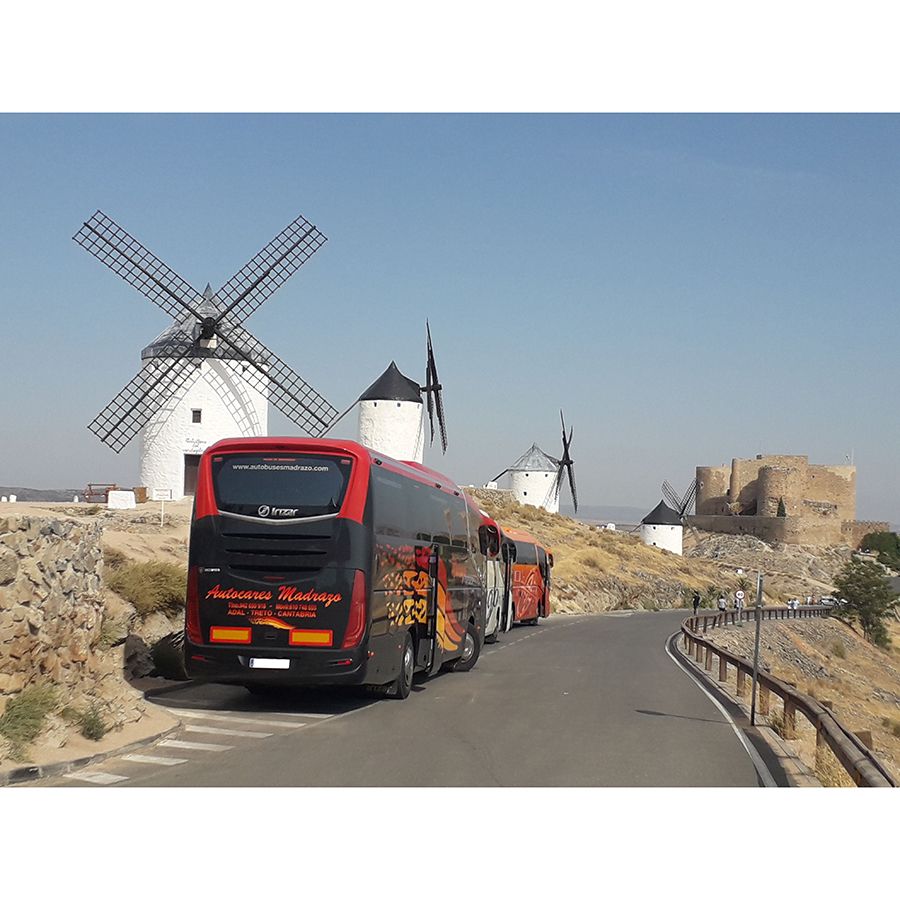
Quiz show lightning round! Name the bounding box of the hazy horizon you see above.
[1,114,898,525]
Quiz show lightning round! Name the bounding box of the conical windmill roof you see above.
[642,500,683,526]
[358,361,422,403]
[141,285,268,364]
[508,444,559,472]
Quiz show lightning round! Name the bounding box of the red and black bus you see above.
[184,437,499,699]
[500,527,553,627]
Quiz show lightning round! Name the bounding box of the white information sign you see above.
[151,488,173,501]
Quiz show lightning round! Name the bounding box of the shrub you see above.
[0,684,58,761]
[78,703,108,741]
[830,641,846,659]
[106,560,187,617]
[97,616,127,651]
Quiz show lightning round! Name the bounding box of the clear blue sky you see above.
[0,114,897,524]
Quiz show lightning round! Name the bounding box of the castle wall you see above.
[806,465,856,521]
[729,455,808,514]
[689,514,842,546]
[695,466,730,515]
[757,465,805,517]
[841,520,891,549]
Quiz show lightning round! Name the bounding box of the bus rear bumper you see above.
[184,642,369,686]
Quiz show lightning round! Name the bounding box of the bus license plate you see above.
[249,658,290,670]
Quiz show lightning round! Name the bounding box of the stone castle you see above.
[690,454,888,547]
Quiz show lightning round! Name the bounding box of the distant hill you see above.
[0,486,81,502]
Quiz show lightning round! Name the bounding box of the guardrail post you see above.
[736,668,746,697]
[784,699,796,739]
[759,684,770,716]
[695,641,703,663]
[855,730,874,751]
[703,618,709,633]
[718,654,727,682]
[704,646,713,671]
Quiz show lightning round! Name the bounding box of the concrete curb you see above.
[0,679,191,787]
[0,719,181,787]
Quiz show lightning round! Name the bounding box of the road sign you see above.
[735,590,745,600]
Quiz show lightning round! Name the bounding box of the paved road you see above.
[44,610,762,787]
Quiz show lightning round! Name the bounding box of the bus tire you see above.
[449,621,481,672]
[484,614,501,644]
[389,632,414,700]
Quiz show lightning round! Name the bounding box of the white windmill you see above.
[322,322,448,464]
[493,412,578,514]
[75,210,338,500]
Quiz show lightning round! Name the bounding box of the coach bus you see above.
[501,527,553,626]
[184,437,500,700]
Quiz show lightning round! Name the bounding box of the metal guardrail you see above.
[680,607,896,788]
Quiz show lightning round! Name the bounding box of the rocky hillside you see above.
[466,489,857,614]
[704,616,900,784]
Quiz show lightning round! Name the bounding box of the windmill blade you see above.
[215,324,339,435]
[491,468,510,483]
[213,213,327,326]
[73,211,205,321]
[547,464,565,507]
[661,480,682,511]
[88,356,202,453]
[424,327,435,444]
[566,459,578,512]
[680,478,699,517]
[425,321,448,453]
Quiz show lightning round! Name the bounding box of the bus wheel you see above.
[389,632,414,700]
[484,615,501,644]
[449,621,481,672]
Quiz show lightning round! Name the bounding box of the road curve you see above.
[47,610,763,787]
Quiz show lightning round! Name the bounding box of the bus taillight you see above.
[186,565,203,644]
[341,570,367,648]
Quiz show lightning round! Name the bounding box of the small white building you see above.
[139,286,268,500]
[357,361,425,463]
[498,444,560,513]
[640,500,683,555]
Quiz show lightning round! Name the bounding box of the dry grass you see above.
[0,684,59,761]
[105,559,187,617]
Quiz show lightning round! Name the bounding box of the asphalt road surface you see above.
[45,610,763,787]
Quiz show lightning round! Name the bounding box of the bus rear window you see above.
[211,454,353,519]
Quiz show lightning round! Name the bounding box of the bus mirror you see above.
[479,524,500,558]
[548,552,554,568]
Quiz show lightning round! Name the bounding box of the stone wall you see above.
[806,465,856,521]
[696,466,730,515]
[841,520,892,550]
[0,515,105,708]
[689,514,844,546]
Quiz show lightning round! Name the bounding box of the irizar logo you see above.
[257,505,298,518]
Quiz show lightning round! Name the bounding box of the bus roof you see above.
[203,436,465,496]
[501,525,549,551]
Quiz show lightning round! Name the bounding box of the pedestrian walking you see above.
[692,590,701,616]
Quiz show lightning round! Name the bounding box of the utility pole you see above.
[750,571,764,726]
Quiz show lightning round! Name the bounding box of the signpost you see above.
[151,488,173,526]
[750,572,764,726]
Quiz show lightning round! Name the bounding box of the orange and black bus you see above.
[500,527,553,627]
[184,437,499,699]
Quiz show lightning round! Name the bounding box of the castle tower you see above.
[138,286,268,500]
[504,444,561,513]
[357,361,425,463]
[640,501,683,555]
